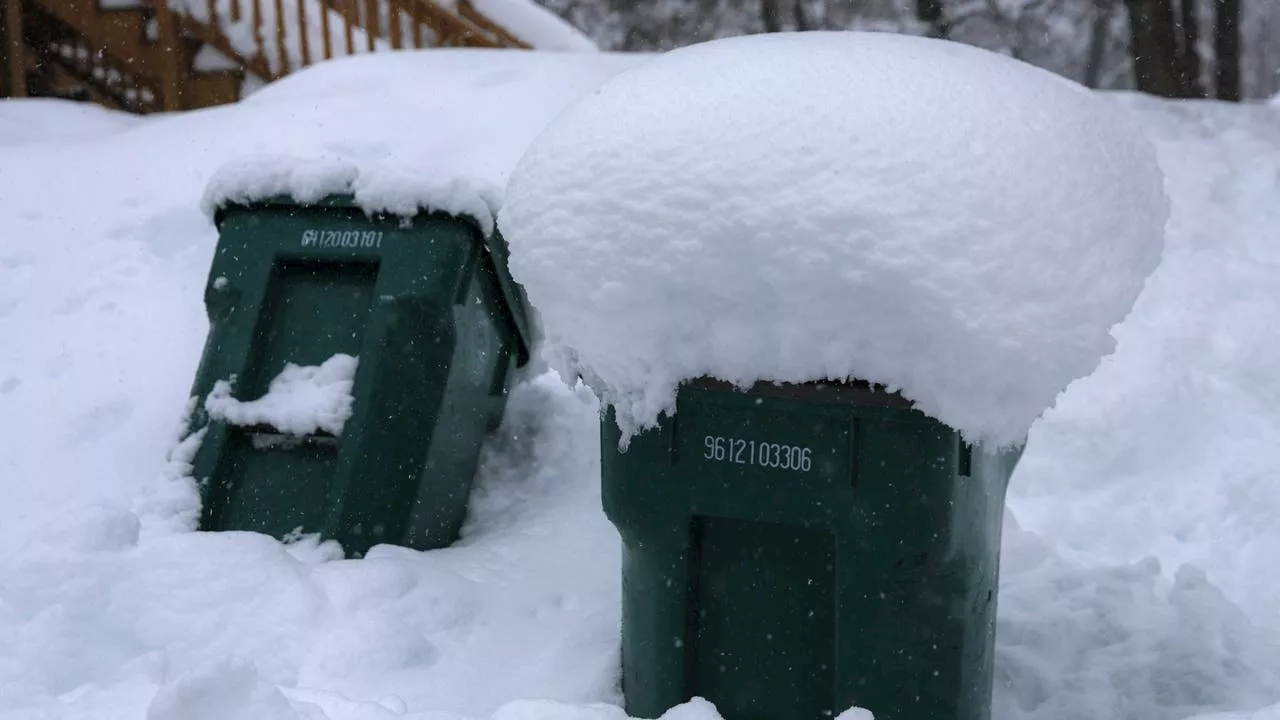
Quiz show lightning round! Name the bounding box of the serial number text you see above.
[703,435,813,472]
[302,229,384,249]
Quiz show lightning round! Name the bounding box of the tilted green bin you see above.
[602,378,1023,720]
[181,194,531,557]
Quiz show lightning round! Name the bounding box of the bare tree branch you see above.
[916,0,952,38]
[762,0,783,32]
[1085,0,1117,87]
[1177,0,1207,97]
[1214,0,1242,99]
[793,0,811,30]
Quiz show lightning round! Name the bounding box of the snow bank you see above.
[201,49,645,232]
[205,354,358,437]
[1008,95,1280,627]
[146,657,300,720]
[993,513,1280,720]
[501,31,1169,448]
[0,374,628,720]
[0,98,143,146]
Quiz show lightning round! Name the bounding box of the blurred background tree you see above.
[535,0,1278,99]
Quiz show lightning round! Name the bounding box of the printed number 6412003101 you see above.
[703,435,812,472]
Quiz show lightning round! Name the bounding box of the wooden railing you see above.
[3,0,533,112]
[150,0,527,83]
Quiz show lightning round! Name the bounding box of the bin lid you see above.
[212,193,533,367]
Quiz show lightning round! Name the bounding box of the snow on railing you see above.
[452,0,597,52]
[160,0,515,80]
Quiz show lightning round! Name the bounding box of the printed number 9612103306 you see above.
[703,436,813,473]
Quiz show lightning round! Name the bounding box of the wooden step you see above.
[172,9,273,82]
[43,60,126,109]
[35,0,163,70]
[34,35,160,112]
[184,67,241,108]
[17,0,530,114]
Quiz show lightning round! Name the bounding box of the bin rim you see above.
[212,193,534,367]
[682,376,917,410]
[674,375,1029,458]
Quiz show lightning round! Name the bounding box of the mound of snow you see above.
[501,31,1169,448]
[200,49,646,233]
[1009,95,1280,625]
[0,98,143,147]
[204,354,358,437]
[993,512,1280,720]
[146,657,304,720]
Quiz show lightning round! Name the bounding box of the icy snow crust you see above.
[502,32,1169,448]
[3,50,1280,720]
[205,354,359,437]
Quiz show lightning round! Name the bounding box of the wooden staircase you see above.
[2,0,533,112]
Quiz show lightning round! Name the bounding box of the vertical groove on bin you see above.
[849,419,860,488]
[684,517,704,700]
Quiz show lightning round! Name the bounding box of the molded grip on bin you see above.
[321,295,456,554]
[602,420,694,719]
[620,522,697,719]
[185,269,278,504]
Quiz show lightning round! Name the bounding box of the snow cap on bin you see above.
[203,182,536,368]
[500,31,1169,449]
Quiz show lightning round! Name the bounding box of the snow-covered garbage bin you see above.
[598,379,1024,720]
[500,31,1169,720]
[181,193,532,558]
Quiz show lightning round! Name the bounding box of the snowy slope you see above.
[1009,96,1280,636]
[0,98,144,146]
[2,49,1280,720]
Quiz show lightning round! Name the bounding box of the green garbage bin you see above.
[602,377,1023,720]
[181,194,532,558]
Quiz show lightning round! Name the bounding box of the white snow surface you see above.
[0,98,144,146]
[3,50,1280,720]
[205,354,359,436]
[501,32,1169,449]
[199,49,645,232]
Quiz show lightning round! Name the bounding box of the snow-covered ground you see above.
[1,46,1279,720]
